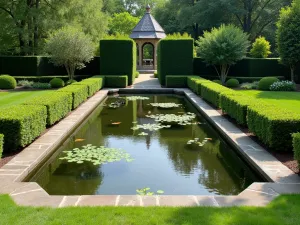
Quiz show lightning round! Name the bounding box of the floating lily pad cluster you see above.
[149,103,181,109]
[187,138,211,147]
[136,187,164,196]
[60,144,134,165]
[126,96,150,101]
[108,99,126,108]
[146,112,196,125]
[132,123,171,131]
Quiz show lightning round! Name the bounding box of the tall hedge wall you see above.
[193,57,300,82]
[157,39,194,85]
[0,56,100,76]
[100,39,136,85]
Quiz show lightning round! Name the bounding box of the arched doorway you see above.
[142,42,154,70]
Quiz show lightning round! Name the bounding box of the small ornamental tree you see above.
[196,24,250,84]
[45,27,94,80]
[250,36,271,58]
[276,0,300,82]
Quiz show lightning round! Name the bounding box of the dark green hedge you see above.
[0,56,100,76]
[0,134,3,158]
[105,76,128,88]
[201,82,236,108]
[166,76,188,87]
[193,57,300,82]
[100,40,136,85]
[0,105,47,152]
[247,104,300,151]
[23,92,72,126]
[157,39,194,85]
[197,75,285,83]
[293,133,300,165]
[58,85,88,109]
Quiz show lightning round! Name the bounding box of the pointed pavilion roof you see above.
[130,5,166,39]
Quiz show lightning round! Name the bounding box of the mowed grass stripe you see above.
[0,91,53,108]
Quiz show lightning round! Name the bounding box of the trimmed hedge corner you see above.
[158,39,194,85]
[166,76,187,88]
[73,79,99,97]
[0,105,47,152]
[58,85,88,109]
[23,92,72,126]
[247,105,300,151]
[105,76,128,88]
[100,39,136,85]
[0,134,3,158]
[201,82,235,108]
[293,133,300,165]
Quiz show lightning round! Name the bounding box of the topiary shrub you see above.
[293,133,300,165]
[226,78,240,88]
[269,81,296,92]
[135,71,140,78]
[154,72,158,78]
[258,77,280,90]
[0,134,3,159]
[249,36,271,58]
[50,78,65,88]
[0,75,17,89]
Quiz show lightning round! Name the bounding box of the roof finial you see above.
[146,4,151,13]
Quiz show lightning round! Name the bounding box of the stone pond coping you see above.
[0,88,300,207]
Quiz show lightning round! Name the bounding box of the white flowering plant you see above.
[269,81,296,92]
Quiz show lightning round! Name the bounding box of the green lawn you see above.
[0,90,52,108]
[0,194,300,225]
[239,90,300,113]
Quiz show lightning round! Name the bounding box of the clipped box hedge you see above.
[13,75,89,83]
[187,77,213,95]
[23,92,72,126]
[100,39,136,85]
[293,133,300,164]
[166,76,188,88]
[73,80,98,97]
[0,105,47,152]
[58,85,88,109]
[105,76,128,88]
[201,82,235,108]
[247,105,300,151]
[157,39,194,85]
[91,76,105,89]
[0,134,3,158]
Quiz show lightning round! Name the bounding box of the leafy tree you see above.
[109,12,139,35]
[250,36,271,58]
[196,24,250,84]
[276,0,300,82]
[45,27,94,80]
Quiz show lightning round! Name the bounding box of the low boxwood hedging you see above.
[91,76,105,88]
[50,78,65,88]
[166,76,188,87]
[58,85,88,109]
[187,77,213,95]
[0,134,3,158]
[73,80,98,97]
[201,82,236,108]
[0,105,47,152]
[220,93,261,126]
[293,133,300,164]
[198,75,285,83]
[247,105,300,151]
[105,76,128,88]
[23,92,72,126]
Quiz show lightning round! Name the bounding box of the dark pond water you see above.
[30,95,262,195]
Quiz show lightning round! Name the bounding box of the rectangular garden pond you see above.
[28,95,263,196]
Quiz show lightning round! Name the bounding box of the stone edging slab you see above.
[0,88,300,208]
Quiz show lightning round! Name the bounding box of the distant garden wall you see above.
[0,56,100,76]
[193,58,300,83]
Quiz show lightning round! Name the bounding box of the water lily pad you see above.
[149,103,181,109]
[126,96,150,101]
